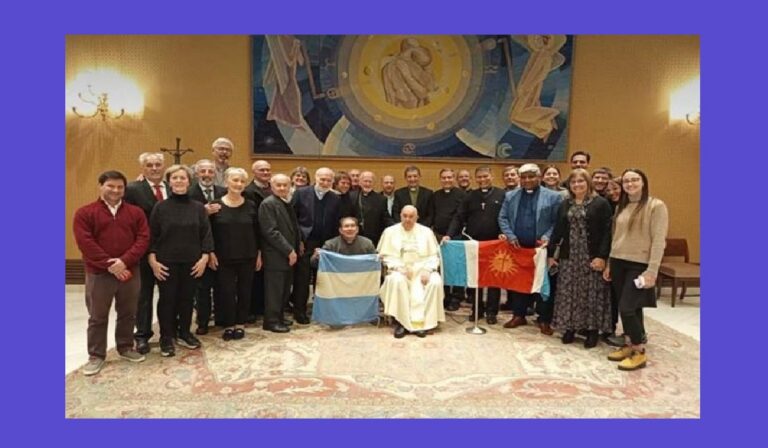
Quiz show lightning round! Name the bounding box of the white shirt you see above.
[149,181,168,200]
[102,199,122,217]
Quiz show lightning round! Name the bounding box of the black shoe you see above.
[233,328,245,340]
[245,315,257,324]
[222,329,235,341]
[415,331,427,338]
[160,338,175,357]
[294,314,310,325]
[195,326,208,336]
[445,300,460,312]
[562,330,575,344]
[282,318,294,326]
[584,331,599,349]
[526,306,535,316]
[486,314,498,325]
[176,333,201,349]
[263,323,290,333]
[394,325,407,339]
[135,338,150,355]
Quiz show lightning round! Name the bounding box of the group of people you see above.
[74,140,668,376]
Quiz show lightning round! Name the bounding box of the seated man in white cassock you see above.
[377,205,445,338]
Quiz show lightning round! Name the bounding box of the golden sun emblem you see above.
[490,250,519,276]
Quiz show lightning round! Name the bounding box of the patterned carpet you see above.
[65,311,700,418]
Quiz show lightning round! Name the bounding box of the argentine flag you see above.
[312,250,382,325]
[441,240,550,300]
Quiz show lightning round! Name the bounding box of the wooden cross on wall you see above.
[161,137,194,164]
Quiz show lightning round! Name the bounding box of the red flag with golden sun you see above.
[477,240,538,292]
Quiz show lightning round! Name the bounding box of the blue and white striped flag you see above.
[312,250,382,325]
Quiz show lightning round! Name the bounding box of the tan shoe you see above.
[618,351,647,371]
[607,346,633,362]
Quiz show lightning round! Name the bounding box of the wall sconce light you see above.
[685,108,700,125]
[670,76,700,126]
[71,84,125,121]
[66,68,144,121]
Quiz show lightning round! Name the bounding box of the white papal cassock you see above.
[377,223,445,332]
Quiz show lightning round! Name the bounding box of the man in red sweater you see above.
[73,171,150,376]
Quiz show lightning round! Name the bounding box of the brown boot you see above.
[539,322,553,335]
[503,316,528,329]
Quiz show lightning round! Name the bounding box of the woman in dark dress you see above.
[148,165,213,357]
[549,168,613,349]
[208,167,261,341]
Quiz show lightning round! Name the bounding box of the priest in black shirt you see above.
[348,171,393,246]
[444,166,506,325]
[431,168,466,311]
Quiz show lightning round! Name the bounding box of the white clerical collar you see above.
[315,185,329,199]
[279,195,291,203]
[254,179,268,189]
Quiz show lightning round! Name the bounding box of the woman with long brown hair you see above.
[603,168,668,371]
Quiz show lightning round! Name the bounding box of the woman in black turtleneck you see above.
[148,165,213,357]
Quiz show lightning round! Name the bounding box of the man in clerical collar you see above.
[432,168,467,312]
[445,166,505,323]
[211,137,234,187]
[457,169,472,192]
[349,171,393,246]
[498,163,563,335]
[381,174,396,217]
[392,165,434,226]
[503,165,520,191]
[348,168,362,191]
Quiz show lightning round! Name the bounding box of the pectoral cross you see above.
[481,202,486,210]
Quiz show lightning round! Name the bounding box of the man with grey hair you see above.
[290,167,342,324]
[348,171,393,246]
[211,137,234,187]
[243,159,273,322]
[125,152,169,354]
[498,163,562,335]
[259,174,302,333]
[189,159,226,334]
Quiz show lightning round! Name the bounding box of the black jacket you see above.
[392,186,434,226]
[548,195,613,260]
[258,195,302,271]
[189,182,226,204]
[348,190,395,245]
